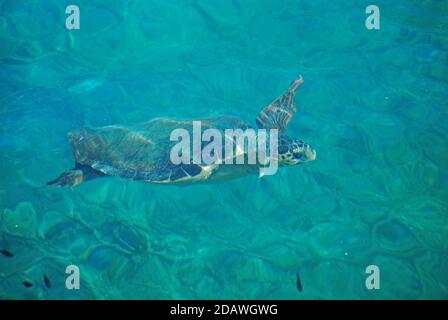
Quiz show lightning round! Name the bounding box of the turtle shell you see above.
[68,116,253,183]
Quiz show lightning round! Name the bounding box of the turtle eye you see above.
[292,151,301,159]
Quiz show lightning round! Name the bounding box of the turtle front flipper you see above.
[47,163,105,187]
[256,75,304,133]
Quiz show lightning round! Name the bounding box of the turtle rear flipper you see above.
[47,169,85,186]
[47,163,105,187]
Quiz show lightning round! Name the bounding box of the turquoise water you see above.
[0,0,447,299]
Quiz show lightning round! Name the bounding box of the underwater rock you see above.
[374,219,422,255]
[246,187,281,218]
[305,194,339,217]
[41,214,96,253]
[68,78,105,94]
[371,255,422,299]
[0,16,22,60]
[177,260,208,288]
[234,256,274,283]
[113,224,149,254]
[311,171,341,192]
[307,222,372,262]
[401,160,441,195]
[195,273,223,299]
[268,244,305,270]
[416,128,448,171]
[360,207,388,226]
[382,139,416,169]
[79,180,112,205]
[126,256,174,299]
[419,51,448,83]
[37,210,65,239]
[182,186,216,210]
[155,234,191,263]
[86,245,130,281]
[364,112,405,143]
[80,179,145,212]
[310,261,365,299]
[394,196,448,252]
[37,211,92,248]
[261,168,310,204]
[326,125,371,156]
[1,202,38,238]
[414,252,448,298]
[379,45,415,70]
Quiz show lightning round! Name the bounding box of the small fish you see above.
[22,281,33,288]
[43,274,52,288]
[0,249,14,258]
[296,272,303,292]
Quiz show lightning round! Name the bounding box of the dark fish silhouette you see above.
[22,281,33,288]
[43,274,52,288]
[296,272,303,292]
[0,249,14,258]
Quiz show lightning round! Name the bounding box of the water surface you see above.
[0,0,447,299]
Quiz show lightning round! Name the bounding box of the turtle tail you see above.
[47,163,105,187]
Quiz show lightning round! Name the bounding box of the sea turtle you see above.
[47,75,316,186]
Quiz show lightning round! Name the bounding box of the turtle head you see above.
[278,136,316,165]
